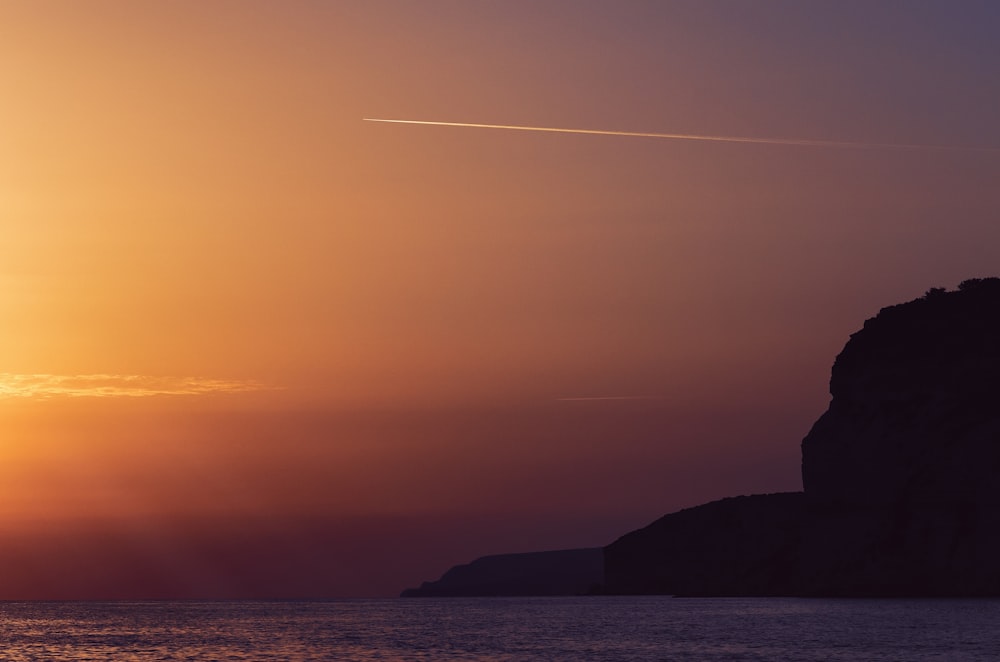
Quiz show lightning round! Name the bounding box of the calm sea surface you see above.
[1,597,998,661]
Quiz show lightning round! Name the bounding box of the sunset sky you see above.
[3,1,1000,598]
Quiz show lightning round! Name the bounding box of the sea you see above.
[1,597,998,661]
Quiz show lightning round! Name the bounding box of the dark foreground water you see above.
[2,597,999,660]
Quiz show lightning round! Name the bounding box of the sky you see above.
[2,0,1000,598]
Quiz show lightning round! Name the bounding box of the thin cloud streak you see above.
[364,118,1000,153]
[557,396,665,402]
[0,373,272,399]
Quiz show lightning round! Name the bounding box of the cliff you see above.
[400,548,603,597]
[605,278,1000,596]
[604,493,805,596]
[802,278,1000,507]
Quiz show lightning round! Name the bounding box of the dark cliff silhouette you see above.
[400,548,603,597]
[606,277,1000,596]
[401,279,1000,597]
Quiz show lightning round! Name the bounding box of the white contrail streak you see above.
[363,118,999,153]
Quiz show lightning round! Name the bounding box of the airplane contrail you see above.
[363,118,999,153]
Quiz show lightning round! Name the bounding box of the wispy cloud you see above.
[0,373,271,399]
[556,396,665,402]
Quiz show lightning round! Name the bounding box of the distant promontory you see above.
[400,548,602,597]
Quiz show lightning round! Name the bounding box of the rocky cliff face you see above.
[604,494,805,596]
[802,278,1000,507]
[605,278,1000,596]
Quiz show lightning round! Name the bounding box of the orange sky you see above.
[3,1,1000,597]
